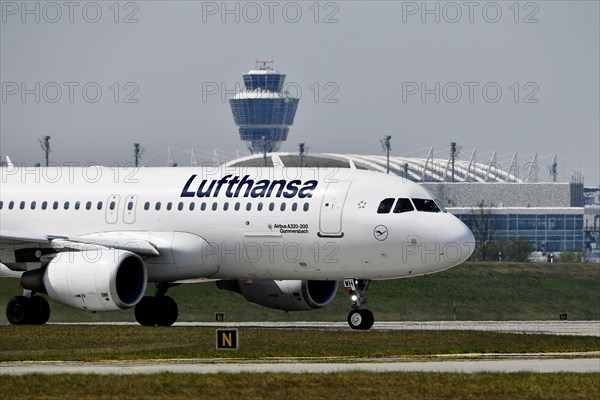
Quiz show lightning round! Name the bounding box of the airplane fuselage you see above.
[0,165,474,282]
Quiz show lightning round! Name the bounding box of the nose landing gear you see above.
[344,279,374,330]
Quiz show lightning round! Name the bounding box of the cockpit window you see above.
[393,198,414,213]
[377,198,395,214]
[412,198,441,213]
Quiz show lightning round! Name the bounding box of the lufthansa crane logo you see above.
[373,225,388,241]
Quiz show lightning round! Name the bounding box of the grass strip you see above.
[1,326,598,362]
[1,372,599,400]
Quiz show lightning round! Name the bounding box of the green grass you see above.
[1,262,598,324]
[1,326,598,362]
[1,373,599,400]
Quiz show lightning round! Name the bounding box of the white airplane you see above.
[0,161,475,330]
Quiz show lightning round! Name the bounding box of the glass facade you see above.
[230,69,299,154]
[456,213,584,252]
[230,98,299,126]
[243,73,285,92]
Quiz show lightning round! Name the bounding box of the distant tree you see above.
[489,238,534,262]
[469,201,499,261]
[557,250,584,263]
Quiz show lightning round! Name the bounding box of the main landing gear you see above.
[134,282,179,326]
[344,279,374,330]
[6,291,50,325]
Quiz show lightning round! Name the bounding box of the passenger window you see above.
[223,202,229,211]
[166,202,172,211]
[257,202,263,211]
[75,201,80,210]
[0,200,3,209]
[20,201,25,210]
[246,202,252,211]
[86,201,92,210]
[178,202,184,211]
[393,198,414,213]
[64,201,70,210]
[144,202,150,211]
[42,201,48,210]
[212,202,218,211]
[9,201,14,210]
[377,198,395,214]
[110,201,116,211]
[97,201,103,210]
[156,202,161,211]
[280,203,286,211]
[235,202,240,211]
[268,202,274,211]
[303,203,310,212]
[128,202,134,211]
[53,201,59,210]
[189,202,195,211]
[30,201,36,210]
[201,202,206,211]
[292,202,298,211]
[412,198,441,213]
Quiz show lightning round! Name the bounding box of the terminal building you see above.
[224,152,592,256]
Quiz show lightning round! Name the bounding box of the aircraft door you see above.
[123,194,138,224]
[319,181,352,236]
[105,195,121,224]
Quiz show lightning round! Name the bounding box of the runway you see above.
[3,321,597,375]
[52,320,600,337]
[2,356,599,375]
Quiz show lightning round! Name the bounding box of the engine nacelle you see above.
[30,249,147,311]
[217,279,338,311]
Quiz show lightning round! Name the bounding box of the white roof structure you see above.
[224,152,523,183]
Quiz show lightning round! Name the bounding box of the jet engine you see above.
[21,249,147,311]
[217,279,338,311]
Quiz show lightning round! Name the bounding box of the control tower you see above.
[229,61,300,153]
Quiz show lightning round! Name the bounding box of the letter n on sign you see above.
[216,329,239,350]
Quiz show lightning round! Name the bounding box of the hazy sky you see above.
[1,1,598,184]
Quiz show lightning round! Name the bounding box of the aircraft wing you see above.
[0,230,50,245]
[0,229,160,270]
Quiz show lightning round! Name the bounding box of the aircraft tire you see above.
[347,309,375,330]
[29,296,50,325]
[6,296,31,325]
[156,296,178,327]
[134,296,159,326]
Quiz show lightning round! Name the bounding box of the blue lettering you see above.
[283,180,301,198]
[196,179,216,197]
[250,180,270,198]
[181,175,197,197]
[181,175,318,199]
[298,180,318,198]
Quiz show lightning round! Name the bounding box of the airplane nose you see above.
[456,219,476,262]
[436,215,476,265]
